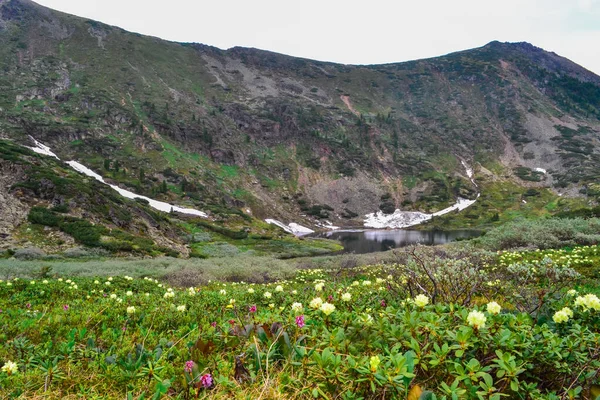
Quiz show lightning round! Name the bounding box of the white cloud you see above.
[577,0,599,11]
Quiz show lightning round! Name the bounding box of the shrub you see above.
[60,220,104,246]
[185,232,212,243]
[62,247,91,258]
[196,221,248,240]
[27,207,60,227]
[13,247,46,260]
[0,259,597,399]
[51,204,69,213]
[476,218,600,251]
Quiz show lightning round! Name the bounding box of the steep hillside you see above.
[0,0,599,254]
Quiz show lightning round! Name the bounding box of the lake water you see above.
[311,229,481,254]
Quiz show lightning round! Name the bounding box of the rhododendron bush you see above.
[0,247,599,399]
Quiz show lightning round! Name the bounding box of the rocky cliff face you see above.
[0,0,599,252]
[0,159,28,241]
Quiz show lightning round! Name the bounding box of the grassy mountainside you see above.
[0,0,599,254]
[0,140,342,257]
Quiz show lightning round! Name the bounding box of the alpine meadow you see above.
[0,0,599,398]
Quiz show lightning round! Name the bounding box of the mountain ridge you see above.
[0,0,599,257]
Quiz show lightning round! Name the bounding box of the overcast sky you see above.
[35,0,600,75]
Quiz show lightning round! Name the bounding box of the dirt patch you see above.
[340,95,360,116]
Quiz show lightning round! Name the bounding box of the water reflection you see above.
[312,229,481,254]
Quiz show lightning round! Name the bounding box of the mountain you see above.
[1,0,599,256]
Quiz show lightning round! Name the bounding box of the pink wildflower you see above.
[184,360,195,374]
[295,315,305,328]
[200,373,213,388]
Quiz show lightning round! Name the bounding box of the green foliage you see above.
[301,204,333,219]
[295,143,321,170]
[26,207,175,256]
[336,161,356,177]
[0,252,598,398]
[556,206,600,219]
[514,166,544,182]
[476,217,600,251]
[59,219,104,246]
[195,220,248,240]
[27,207,61,227]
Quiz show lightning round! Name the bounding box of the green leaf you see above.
[419,391,437,400]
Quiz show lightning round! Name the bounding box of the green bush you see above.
[13,247,46,260]
[60,220,104,246]
[27,207,60,227]
[476,217,600,250]
[196,220,248,240]
[26,208,174,256]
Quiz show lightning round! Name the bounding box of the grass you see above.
[0,256,298,285]
[218,165,239,179]
[422,177,582,230]
[0,243,598,398]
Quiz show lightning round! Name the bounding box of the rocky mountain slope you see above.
[0,0,599,255]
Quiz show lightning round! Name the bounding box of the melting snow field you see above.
[27,139,208,218]
[28,136,59,159]
[365,161,479,229]
[316,220,340,231]
[364,197,478,229]
[66,161,208,217]
[265,219,314,236]
[461,160,477,187]
[26,138,482,232]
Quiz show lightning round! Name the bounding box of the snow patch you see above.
[26,138,208,218]
[364,197,478,229]
[365,161,481,229]
[27,136,59,159]
[364,210,430,229]
[432,196,478,217]
[534,167,547,174]
[265,219,314,235]
[461,160,473,179]
[289,223,315,235]
[67,161,207,217]
[461,160,477,187]
[316,220,340,231]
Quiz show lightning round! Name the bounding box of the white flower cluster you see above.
[553,307,573,324]
[574,294,600,311]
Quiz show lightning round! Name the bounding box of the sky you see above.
[35,0,600,75]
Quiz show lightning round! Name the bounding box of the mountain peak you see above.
[479,40,600,84]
